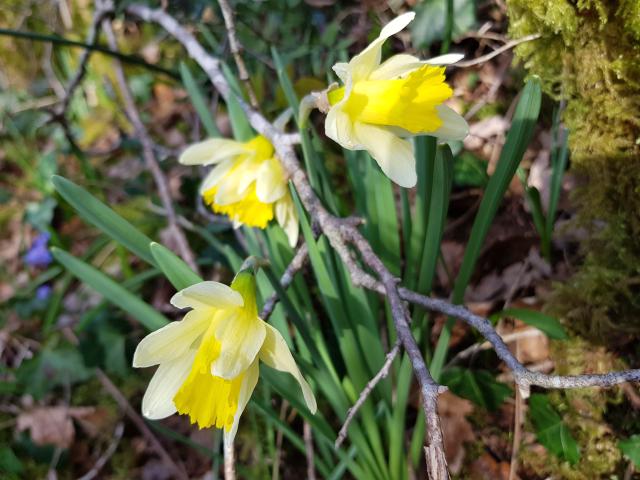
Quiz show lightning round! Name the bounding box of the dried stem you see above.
[77,422,124,480]
[123,4,640,477]
[455,33,541,68]
[101,15,199,275]
[335,340,401,449]
[304,421,317,480]
[260,243,309,320]
[217,0,258,108]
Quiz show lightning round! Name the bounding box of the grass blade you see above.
[430,77,542,380]
[51,248,168,331]
[179,62,221,138]
[150,242,202,291]
[52,175,156,266]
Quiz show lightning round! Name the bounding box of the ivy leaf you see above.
[619,435,640,467]
[529,394,580,464]
[441,367,512,411]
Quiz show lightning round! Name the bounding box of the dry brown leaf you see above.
[16,406,95,448]
[468,452,510,480]
[438,391,476,474]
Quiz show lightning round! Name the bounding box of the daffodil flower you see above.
[133,269,316,443]
[180,135,299,246]
[324,12,469,188]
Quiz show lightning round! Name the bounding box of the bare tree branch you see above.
[101,14,199,275]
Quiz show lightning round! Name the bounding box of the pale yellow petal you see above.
[259,323,317,413]
[348,12,416,81]
[213,163,259,205]
[255,158,287,203]
[223,360,259,444]
[170,281,244,310]
[133,309,210,368]
[325,104,358,150]
[353,122,417,188]
[368,52,463,81]
[211,310,266,380]
[430,105,469,140]
[369,53,422,80]
[179,138,246,166]
[141,349,195,420]
[275,195,299,247]
[425,53,464,65]
[199,158,235,195]
[332,62,350,83]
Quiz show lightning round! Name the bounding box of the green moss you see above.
[520,338,624,478]
[506,0,640,338]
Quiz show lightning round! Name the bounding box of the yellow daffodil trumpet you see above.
[323,12,469,188]
[179,135,299,246]
[132,261,316,442]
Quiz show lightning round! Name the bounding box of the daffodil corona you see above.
[324,12,469,188]
[179,135,299,246]
[133,271,316,442]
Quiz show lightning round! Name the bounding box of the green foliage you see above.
[529,393,580,465]
[619,435,640,468]
[522,338,625,478]
[491,308,568,340]
[51,247,169,331]
[16,347,92,399]
[431,77,542,381]
[0,447,23,476]
[52,176,157,266]
[411,0,476,48]
[149,242,202,291]
[441,367,512,411]
[453,151,489,188]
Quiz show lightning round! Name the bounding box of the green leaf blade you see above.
[51,247,168,331]
[150,242,202,291]
[52,175,156,266]
[493,308,568,340]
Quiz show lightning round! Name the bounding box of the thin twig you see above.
[102,16,200,275]
[304,421,317,480]
[335,340,401,449]
[454,34,541,68]
[62,329,188,480]
[77,422,125,480]
[59,3,113,115]
[217,0,258,108]
[260,243,309,320]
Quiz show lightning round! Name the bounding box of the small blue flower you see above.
[24,233,52,268]
[36,285,52,301]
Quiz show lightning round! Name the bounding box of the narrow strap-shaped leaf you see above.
[430,78,542,381]
[221,62,254,141]
[150,242,202,291]
[51,248,168,331]
[52,175,157,266]
[179,62,221,138]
